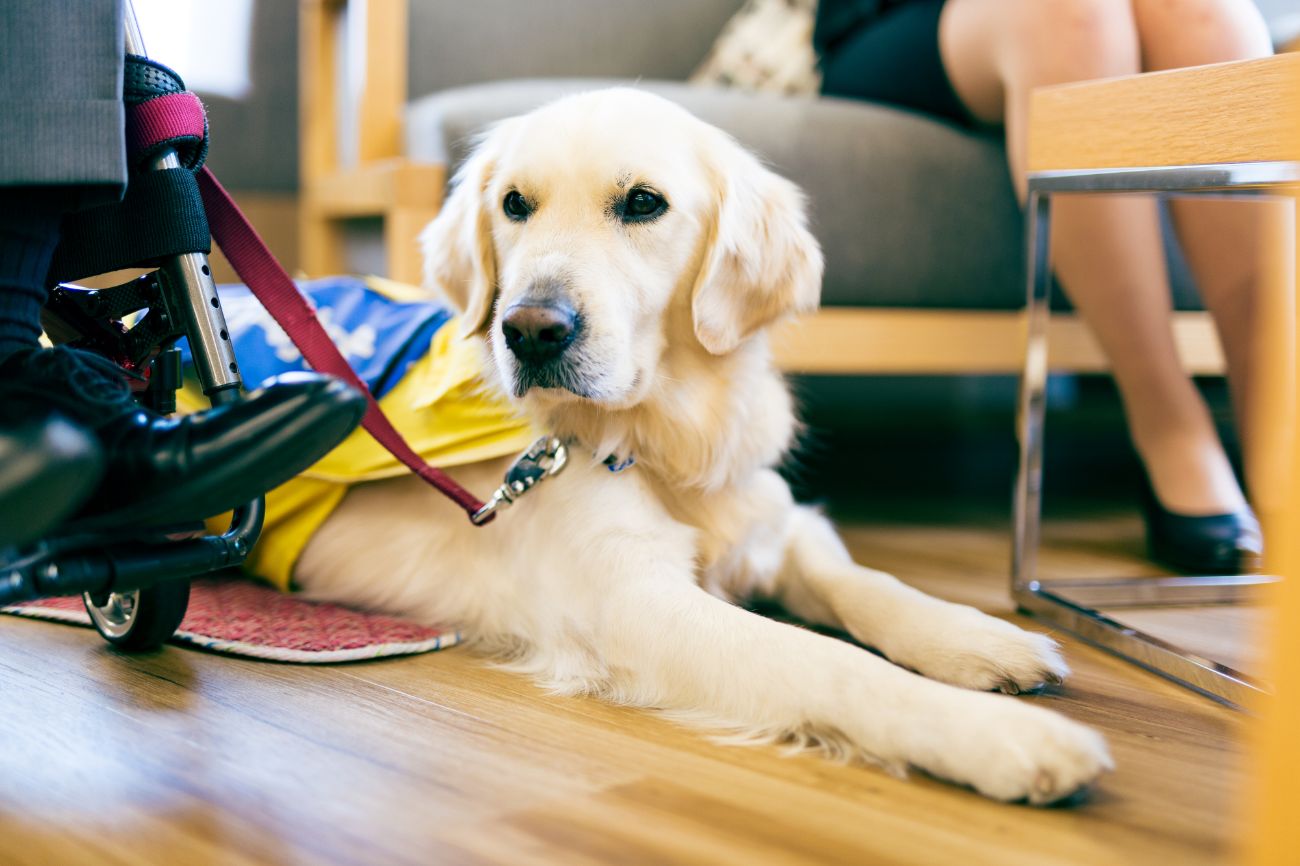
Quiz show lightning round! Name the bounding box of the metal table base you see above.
[1014,162,1299,708]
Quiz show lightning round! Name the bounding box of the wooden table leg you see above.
[1245,182,1299,866]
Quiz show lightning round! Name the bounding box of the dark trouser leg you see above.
[0,194,63,359]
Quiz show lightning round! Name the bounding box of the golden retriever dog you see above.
[296,88,1112,803]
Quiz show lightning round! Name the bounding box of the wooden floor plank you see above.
[0,505,1251,865]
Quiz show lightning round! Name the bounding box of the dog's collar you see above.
[602,452,636,473]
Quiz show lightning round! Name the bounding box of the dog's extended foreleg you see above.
[591,571,1110,804]
[771,507,1069,695]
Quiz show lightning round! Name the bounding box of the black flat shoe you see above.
[0,346,367,530]
[1140,479,1262,575]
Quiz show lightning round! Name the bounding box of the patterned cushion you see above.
[690,0,820,97]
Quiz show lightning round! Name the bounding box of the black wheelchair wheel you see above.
[83,580,191,651]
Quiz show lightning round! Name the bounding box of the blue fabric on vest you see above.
[181,276,453,399]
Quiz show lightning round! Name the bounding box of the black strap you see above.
[47,168,210,284]
[124,55,186,105]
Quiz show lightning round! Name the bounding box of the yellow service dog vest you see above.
[181,277,536,590]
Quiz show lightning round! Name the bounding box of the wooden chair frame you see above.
[300,0,444,288]
[297,0,1223,377]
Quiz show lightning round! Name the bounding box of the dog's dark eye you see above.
[503,190,532,222]
[621,187,667,223]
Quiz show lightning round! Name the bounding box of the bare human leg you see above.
[1129,0,1291,512]
[938,0,1250,524]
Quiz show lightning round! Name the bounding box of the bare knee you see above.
[1003,0,1140,88]
[1132,0,1272,68]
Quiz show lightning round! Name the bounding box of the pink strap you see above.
[195,167,493,523]
[126,92,206,160]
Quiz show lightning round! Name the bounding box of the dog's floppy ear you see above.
[421,137,500,338]
[690,133,823,355]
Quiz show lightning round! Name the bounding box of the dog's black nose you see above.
[501,302,577,362]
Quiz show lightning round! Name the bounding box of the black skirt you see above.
[816,0,972,126]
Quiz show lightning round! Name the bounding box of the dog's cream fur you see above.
[297,89,1112,803]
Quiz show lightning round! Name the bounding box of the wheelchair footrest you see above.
[0,498,263,605]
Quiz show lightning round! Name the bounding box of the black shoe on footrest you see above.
[0,347,367,530]
[0,409,103,548]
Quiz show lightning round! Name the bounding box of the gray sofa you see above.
[399,0,1284,312]
[408,77,1029,310]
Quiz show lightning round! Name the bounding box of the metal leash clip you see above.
[470,436,569,525]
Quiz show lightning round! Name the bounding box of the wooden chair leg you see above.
[385,206,440,285]
[299,208,348,279]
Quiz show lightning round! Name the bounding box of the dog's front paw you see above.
[893,605,1070,694]
[950,697,1114,805]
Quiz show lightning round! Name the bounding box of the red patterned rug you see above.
[2,576,458,663]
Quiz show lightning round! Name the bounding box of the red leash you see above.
[128,89,494,522]
[195,168,494,523]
